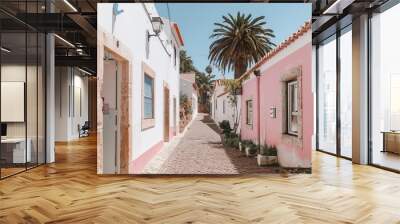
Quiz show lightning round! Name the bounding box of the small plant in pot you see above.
[245,142,258,157]
[257,145,278,166]
[240,140,251,152]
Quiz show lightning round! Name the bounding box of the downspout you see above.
[254,69,261,148]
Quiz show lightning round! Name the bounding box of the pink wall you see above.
[241,77,259,142]
[129,140,164,173]
[241,42,312,168]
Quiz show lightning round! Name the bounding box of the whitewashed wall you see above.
[211,82,241,133]
[98,3,181,160]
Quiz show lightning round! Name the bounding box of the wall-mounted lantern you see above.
[148,16,164,38]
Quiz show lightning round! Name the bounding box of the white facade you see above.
[210,80,241,133]
[98,3,183,170]
[180,72,198,118]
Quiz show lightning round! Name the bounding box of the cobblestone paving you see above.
[159,113,278,174]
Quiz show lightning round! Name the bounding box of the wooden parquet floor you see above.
[1,135,400,223]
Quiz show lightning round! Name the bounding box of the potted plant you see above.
[257,145,278,166]
[245,142,258,157]
[240,140,250,152]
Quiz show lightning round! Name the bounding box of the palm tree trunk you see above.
[234,61,247,79]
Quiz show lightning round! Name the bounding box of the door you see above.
[164,86,170,142]
[103,59,119,174]
[173,97,177,136]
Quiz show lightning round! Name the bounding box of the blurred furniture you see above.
[79,121,90,138]
[1,138,31,164]
[382,131,400,154]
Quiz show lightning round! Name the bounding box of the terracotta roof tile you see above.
[238,21,311,81]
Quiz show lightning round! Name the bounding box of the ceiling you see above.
[0,0,395,74]
[309,0,390,43]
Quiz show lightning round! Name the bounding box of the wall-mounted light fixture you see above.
[1,47,11,53]
[54,34,75,48]
[78,67,94,76]
[253,69,261,77]
[63,0,78,12]
[148,16,164,39]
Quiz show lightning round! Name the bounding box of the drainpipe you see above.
[254,69,261,148]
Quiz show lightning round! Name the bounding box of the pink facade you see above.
[240,23,312,168]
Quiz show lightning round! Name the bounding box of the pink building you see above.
[240,22,312,168]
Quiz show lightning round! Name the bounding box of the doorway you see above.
[173,97,177,136]
[164,85,170,142]
[102,56,120,174]
[97,30,132,174]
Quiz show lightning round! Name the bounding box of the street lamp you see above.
[148,16,164,38]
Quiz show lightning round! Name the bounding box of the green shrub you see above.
[230,137,240,148]
[248,143,258,155]
[224,132,238,139]
[259,145,278,156]
[219,120,232,134]
[241,140,253,148]
[223,132,239,149]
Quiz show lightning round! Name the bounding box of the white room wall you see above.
[98,3,181,161]
[54,67,89,141]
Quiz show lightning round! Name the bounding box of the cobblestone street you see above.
[156,114,277,174]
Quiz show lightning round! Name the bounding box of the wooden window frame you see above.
[142,62,156,130]
[287,80,299,136]
[246,99,253,126]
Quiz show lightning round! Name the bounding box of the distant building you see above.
[180,72,199,128]
[210,79,241,133]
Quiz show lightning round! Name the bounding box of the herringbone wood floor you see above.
[1,135,400,223]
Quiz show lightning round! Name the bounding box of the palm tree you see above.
[180,50,198,73]
[209,12,275,79]
[205,65,212,75]
[196,71,215,105]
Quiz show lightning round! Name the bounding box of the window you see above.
[223,100,226,114]
[246,100,253,125]
[339,26,352,158]
[144,74,154,119]
[287,80,299,135]
[317,35,337,154]
[370,4,400,171]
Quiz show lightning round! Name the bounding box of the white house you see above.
[97,3,184,174]
[210,79,241,133]
[180,72,198,120]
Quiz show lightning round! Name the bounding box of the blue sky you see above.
[156,3,311,79]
